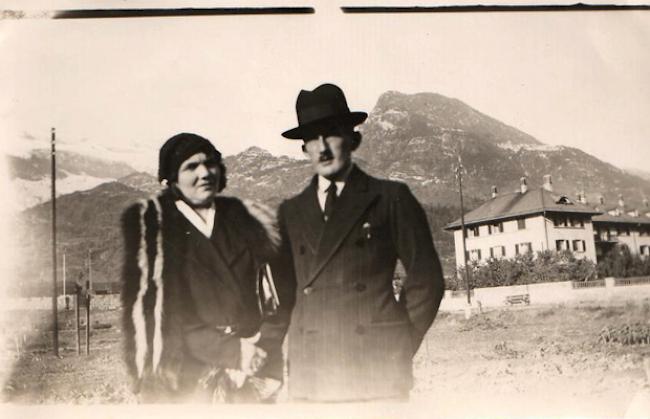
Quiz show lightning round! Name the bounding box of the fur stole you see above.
[120,192,280,396]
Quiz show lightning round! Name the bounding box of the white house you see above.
[444,175,600,268]
[592,196,650,259]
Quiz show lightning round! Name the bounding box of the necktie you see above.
[323,181,337,222]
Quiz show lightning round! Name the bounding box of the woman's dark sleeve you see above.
[257,201,297,380]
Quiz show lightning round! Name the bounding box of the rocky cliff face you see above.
[356,91,650,208]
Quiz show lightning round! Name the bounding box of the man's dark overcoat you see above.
[275,165,445,401]
[121,190,284,400]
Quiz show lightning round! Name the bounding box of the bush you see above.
[449,250,597,290]
[596,244,650,278]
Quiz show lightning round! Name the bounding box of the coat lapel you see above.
[306,166,379,286]
[167,196,244,298]
[292,177,324,254]
[210,199,247,266]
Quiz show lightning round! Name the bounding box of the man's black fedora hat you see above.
[281,83,368,139]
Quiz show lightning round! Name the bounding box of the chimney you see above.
[491,185,498,198]
[618,194,625,209]
[520,177,528,194]
[577,190,587,205]
[599,195,605,206]
[542,174,553,192]
[644,198,649,209]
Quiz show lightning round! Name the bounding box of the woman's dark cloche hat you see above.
[281,83,368,140]
[158,132,221,183]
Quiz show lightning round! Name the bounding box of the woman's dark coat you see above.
[121,190,283,399]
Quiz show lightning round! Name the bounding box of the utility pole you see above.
[86,249,92,355]
[88,248,93,292]
[50,127,59,356]
[454,152,472,306]
[63,248,69,311]
[62,249,66,296]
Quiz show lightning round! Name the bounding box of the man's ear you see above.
[350,131,362,151]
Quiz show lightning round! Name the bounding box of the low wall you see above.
[6,277,650,313]
[4,294,121,312]
[440,277,650,311]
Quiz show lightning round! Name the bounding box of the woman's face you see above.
[174,152,221,206]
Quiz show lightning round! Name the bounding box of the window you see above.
[516,242,532,255]
[640,245,650,257]
[569,218,585,228]
[553,217,570,227]
[488,222,503,234]
[472,226,480,237]
[556,240,569,251]
[517,218,526,230]
[621,227,631,236]
[572,240,586,252]
[469,249,482,261]
[490,246,506,259]
[600,228,611,241]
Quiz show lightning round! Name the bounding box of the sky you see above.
[1,1,649,173]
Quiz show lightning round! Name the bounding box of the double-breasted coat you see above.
[274,165,445,401]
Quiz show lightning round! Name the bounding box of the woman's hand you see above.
[239,332,267,376]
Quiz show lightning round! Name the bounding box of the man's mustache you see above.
[318,150,334,162]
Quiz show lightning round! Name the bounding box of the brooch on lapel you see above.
[362,222,372,240]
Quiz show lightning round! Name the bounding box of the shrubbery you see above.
[596,244,650,278]
[449,246,650,290]
[448,250,597,290]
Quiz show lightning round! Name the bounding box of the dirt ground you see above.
[2,299,649,417]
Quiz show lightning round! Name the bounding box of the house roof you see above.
[592,213,650,225]
[444,187,602,230]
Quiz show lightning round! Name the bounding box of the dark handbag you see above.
[257,264,280,317]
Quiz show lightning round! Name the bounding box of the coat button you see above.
[303,286,313,295]
[355,325,366,335]
[355,283,366,292]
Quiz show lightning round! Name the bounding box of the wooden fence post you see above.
[85,280,90,355]
[75,283,81,355]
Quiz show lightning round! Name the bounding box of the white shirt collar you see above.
[317,163,354,195]
[316,164,353,211]
[175,200,216,238]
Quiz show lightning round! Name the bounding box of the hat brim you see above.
[281,112,368,140]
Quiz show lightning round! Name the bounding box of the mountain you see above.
[357,91,650,209]
[118,172,163,195]
[11,90,650,294]
[8,149,136,181]
[7,149,138,210]
[626,167,650,183]
[12,182,147,296]
[222,147,313,207]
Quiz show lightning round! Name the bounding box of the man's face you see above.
[174,152,221,206]
[302,125,354,180]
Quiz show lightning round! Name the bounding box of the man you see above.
[275,83,445,402]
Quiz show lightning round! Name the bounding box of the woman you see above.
[121,133,284,402]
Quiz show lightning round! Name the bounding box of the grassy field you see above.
[2,299,650,417]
